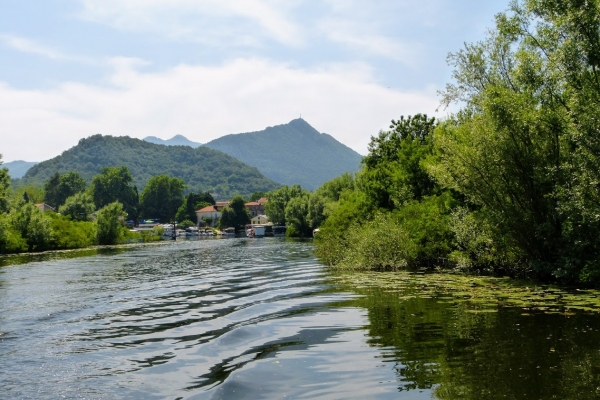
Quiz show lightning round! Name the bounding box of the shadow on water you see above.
[0,246,132,268]
[338,275,600,400]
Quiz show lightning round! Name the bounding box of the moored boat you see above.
[222,227,236,237]
[245,224,266,238]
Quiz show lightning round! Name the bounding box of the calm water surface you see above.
[1,238,600,399]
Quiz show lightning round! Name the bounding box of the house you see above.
[251,214,269,225]
[196,205,221,227]
[245,198,268,217]
[214,201,230,212]
[35,203,55,212]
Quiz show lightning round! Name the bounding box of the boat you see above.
[161,224,175,240]
[245,224,266,238]
[185,227,200,237]
[273,225,287,237]
[222,227,236,237]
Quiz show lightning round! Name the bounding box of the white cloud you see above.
[77,0,304,46]
[0,34,94,63]
[0,58,440,163]
[0,34,64,59]
[318,19,418,64]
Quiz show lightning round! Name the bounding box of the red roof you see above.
[257,197,268,204]
[197,205,218,213]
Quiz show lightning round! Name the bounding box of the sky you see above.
[0,0,510,163]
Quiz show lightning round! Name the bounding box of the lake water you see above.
[1,238,600,399]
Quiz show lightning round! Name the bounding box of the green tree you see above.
[360,114,438,210]
[44,171,87,209]
[90,166,139,221]
[285,195,310,236]
[59,192,95,221]
[217,195,250,230]
[264,185,307,225]
[315,173,355,202]
[10,202,53,252]
[175,191,215,223]
[10,185,45,205]
[139,175,186,222]
[0,155,10,213]
[0,213,26,253]
[307,193,327,230]
[96,201,127,245]
[430,1,600,282]
[48,213,96,249]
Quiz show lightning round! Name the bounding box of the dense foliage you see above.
[96,202,127,245]
[21,134,280,198]
[90,166,139,221]
[312,1,600,286]
[139,175,185,222]
[44,171,87,209]
[314,114,452,269]
[204,118,363,191]
[175,192,215,224]
[217,195,250,231]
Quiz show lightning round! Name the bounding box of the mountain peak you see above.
[143,135,202,148]
[204,119,363,190]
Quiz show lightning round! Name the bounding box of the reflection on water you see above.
[1,239,600,399]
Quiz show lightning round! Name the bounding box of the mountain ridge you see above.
[143,134,202,147]
[21,135,280,198]
[203,119,363,190]
[4,160,39,179]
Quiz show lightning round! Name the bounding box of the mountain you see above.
[21,135,280,198]
[4,160,39,179]
[203,119,363,190]
[143,134,202,147]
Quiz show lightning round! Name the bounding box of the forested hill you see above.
[203,119,363,190]
[21,135,281,198]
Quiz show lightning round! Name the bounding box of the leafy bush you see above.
[96,202,127,245]
[48,213,96,249]
[334,213,417,271]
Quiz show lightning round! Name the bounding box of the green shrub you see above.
[49,214,96,249]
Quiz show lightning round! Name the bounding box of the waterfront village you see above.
[31,196,279,239]
[131,197,282,238]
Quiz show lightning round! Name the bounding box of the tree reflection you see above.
[348,286,600,399]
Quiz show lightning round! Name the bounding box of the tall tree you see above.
[217,195,250,230]
[139,175,185,222]
[432,0,600,283]
[264,185,307,225]
[96,201,127,245]
[90,166,139,221]
[0,155,11,213]
[59,192,95,221]
[360,114,438,210]
[44,171,86,209]
[175,191,215,223]
[10,202,53,252]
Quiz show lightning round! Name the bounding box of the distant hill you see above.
[4,160,38,179]
[143,134,202,148]
[21,135,280,198]
[203,119,363,190]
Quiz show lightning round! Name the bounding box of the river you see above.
[1,238,600,399]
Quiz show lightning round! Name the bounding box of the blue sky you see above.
[0,0,509,162]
